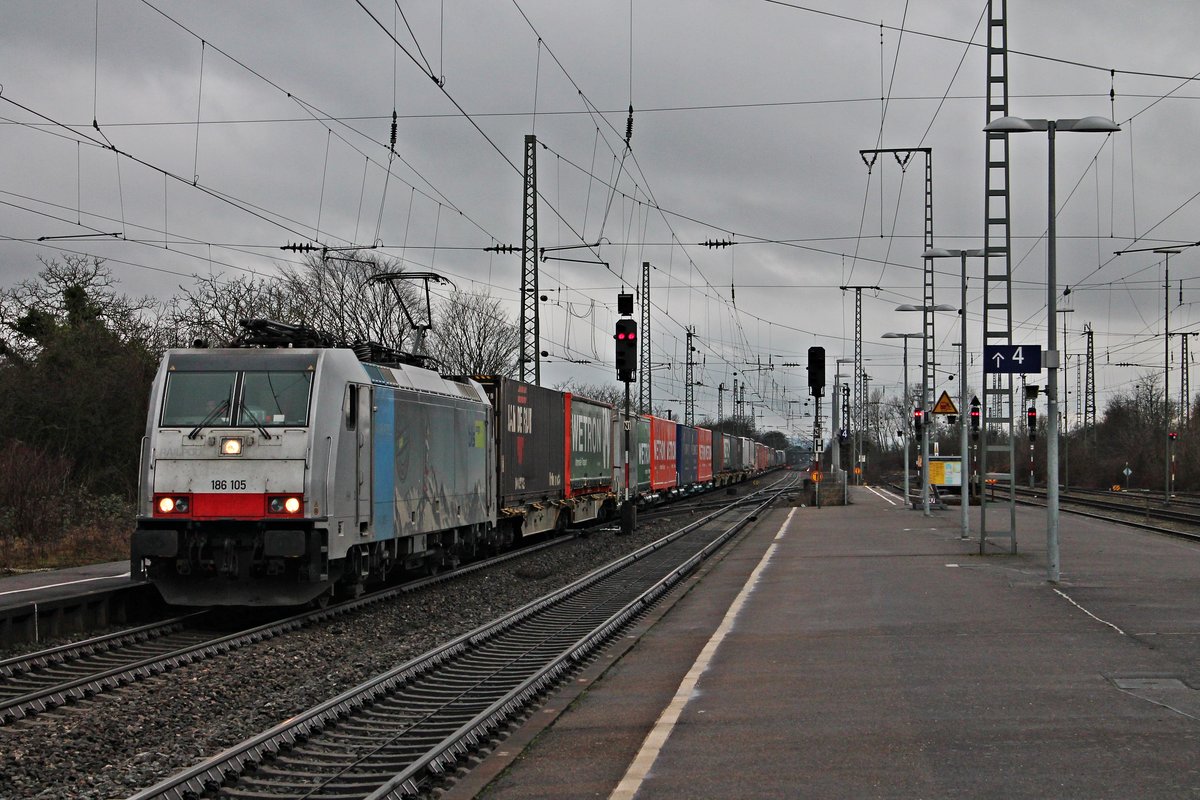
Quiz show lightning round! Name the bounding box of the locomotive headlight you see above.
[155,495,189,515]
[220,437,243,456]
[268,495,303,515]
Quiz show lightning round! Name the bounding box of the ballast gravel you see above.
[0,512,700,799]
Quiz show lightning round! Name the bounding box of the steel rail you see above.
[0,536,567,725]
[1001,486,1200,543]
[0,612,207,680]
[128,482,791,800]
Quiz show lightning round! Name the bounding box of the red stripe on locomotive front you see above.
[188,493,267,518]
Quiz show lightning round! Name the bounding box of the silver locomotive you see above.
[131,321,496,606]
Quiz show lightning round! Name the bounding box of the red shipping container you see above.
[648,415,677,490]
[697,428,714,482]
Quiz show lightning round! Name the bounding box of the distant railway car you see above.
[676,423,698,487]
[697,428,714,483]
[713,432,739,487]
[648,415,677,490]
[132,343,495,606]
[738,436,755,471]
[564,393,614,523]
[474,376,566,537]
[755,442,769,472]
[727,435,744,473]
[612,411,651,498]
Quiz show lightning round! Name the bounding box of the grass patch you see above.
[1,522,130,571]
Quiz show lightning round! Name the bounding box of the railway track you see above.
[1003,484,1200,542]
[0,536,570,726]
[128,480,792,800]
[0,479,768,729]
[878,477,1200,542]
[0,612,213,722]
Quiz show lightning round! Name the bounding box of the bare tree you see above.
[1,254,162,361]
[164,272,293,348]
[428,289,519,377]
[552,380,650,408]
[281,251,420,349]
[169,251,421,350]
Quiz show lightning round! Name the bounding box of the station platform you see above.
[0,560,134,609]
[0,561,155,645]
[458,485,1200,799]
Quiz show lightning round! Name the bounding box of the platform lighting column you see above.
[985,115,1121,582]
[896,303,955,516]
[1146,250,1181,506]
[1113,244,1200,503]
[833,357,856,501]
[883,333,921,509]
[923,248,985,540]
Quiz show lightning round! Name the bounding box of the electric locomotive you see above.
[131,320,496,606]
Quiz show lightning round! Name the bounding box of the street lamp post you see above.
[832,357,860,505]
[1057,307,1075,492]
[895,303,956,516]
[923,247,985,540]
[1114,244,1199,505]
[883,332,922,510]
[985,115,1120,582]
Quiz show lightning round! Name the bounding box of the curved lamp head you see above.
[984,115,1120,134]
[1063,116,1121,133]
[984,115,1043,132]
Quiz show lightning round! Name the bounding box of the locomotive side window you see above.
[238,371,313,427]
[346,384,358,430]
[161,372,236,426]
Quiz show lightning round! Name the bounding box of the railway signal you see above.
[1027,406,1037,440]
[807,346,825,397]
[913,407,924,435]
[969,396,981,441]
[1169,431,1178,441]
[614,318,638,382]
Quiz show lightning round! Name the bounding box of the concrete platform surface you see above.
[468,486,1200,799]
[0,559,135,610]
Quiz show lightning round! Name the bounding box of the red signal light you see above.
[614,318,638,381]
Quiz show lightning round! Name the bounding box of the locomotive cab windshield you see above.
[162,369,313,430]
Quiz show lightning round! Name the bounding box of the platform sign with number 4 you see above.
[984,344,1042,374]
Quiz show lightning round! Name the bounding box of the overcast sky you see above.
[3,1,1200,438]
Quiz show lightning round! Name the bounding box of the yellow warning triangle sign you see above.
[932,391,959,415]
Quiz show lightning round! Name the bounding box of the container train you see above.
[131,320,782,606]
